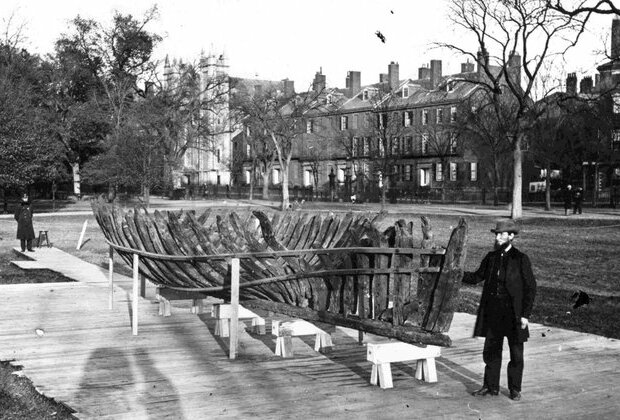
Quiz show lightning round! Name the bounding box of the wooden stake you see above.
[229,258,240,360]
[108,246,114,310]
[76,220,88,250]
[132,253,139,336]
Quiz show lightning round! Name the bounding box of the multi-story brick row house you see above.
[233,54,520,202]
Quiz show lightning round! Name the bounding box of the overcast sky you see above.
[0,0,613,90]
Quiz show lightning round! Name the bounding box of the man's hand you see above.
[521,317,529,329]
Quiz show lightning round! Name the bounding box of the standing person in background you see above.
[563,184,572,216]
[573,187,583,215]
[14,193,35,252]
[463,220,537,401]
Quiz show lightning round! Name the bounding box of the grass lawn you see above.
[0,206,619,417]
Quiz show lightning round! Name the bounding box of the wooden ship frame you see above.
[92,200,468,349]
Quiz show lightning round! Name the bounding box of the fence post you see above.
[229,258,240,360]
[132,253,139,336]
[108,245,114,310]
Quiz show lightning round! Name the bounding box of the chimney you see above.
[282,79,295,97]
[612,17,620,59]
[477,48,489,76]
[508,51,521,87]
[312,69,326,92]
[566,73,577,95]
[429,59,442,90]
[388,61,399,91]
[580,76,593,94]
[346,71,361,97]
[418,65,430,80]
[461,60,475,73]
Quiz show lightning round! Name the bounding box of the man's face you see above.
[495,231,514,248]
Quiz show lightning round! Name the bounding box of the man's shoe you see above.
[510,390,521,401]
[27,249,35,252]
[472,386,499,396]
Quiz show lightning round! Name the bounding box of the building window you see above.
[402,86,409,98]
[303,169,313,186]
[614,94,620,114]
[379,139,385,157]
[340,116,348,130]
[272,168,281,185]
[403,111,412,127]
[422,109,429,125]
[470,162,478,181]
[363,137,370,156]
[392,137,400,154]
[450,106,457,123]
[436,108,444,124]
[450,162,457,181]
[246,144,251,156]
[405,136,413,153]
[245,170,251,184]
[435,163,443,181]
[326,94,332,104]
[613,130,620,151]
[363,90,369,101]
[216,149,221,163]
[352,137,360,157]
[449,132,458,154]
[405,164,412,181]
[246,126,251,136]
[421,133,428,155]
[306,120,313,133]
[419,168,430,186]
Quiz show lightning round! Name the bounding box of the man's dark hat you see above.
[490,219,520,234]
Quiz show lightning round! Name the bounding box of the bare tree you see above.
[439,0,592,218]
[548,0,620,16]
[235,86,325,210]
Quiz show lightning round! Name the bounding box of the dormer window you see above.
[402,86,409,98]
[363,90,369,101]
[326,94,333,104]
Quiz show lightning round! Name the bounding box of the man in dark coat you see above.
[463,219,536,401]
[14,193,35,252]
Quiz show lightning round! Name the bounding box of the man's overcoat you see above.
[463,246,537,343]
[14,202,35,240]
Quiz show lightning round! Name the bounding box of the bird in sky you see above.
[375,30,386,43]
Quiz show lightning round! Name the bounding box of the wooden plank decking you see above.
[2,247,620,419]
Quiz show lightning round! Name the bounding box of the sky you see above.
[0,0,614,90]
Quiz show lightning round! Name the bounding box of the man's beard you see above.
[494,240,512,251]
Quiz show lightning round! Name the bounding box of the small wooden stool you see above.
[367,342,441,389]
[271,319,333,357]
[37,231,50,248]
[212,303,266,337]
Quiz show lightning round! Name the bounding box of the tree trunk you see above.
[280,164,290,210]
[511,139,523,219]
[262,172,269,200]
[142,184,151,208]
[544,162,551,211]
[71,162,81,198]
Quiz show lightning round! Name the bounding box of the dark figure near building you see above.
[463,220,537,401]
[573,187,583,214]
[14,194,35,252]
[563,184,573,216]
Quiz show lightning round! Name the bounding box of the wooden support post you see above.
[108,246,114,310]
[229,258,240,360]
[132,253,139,336]
[140,273,146,298]
[76,220,88,250]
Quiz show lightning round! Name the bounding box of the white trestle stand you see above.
[271,319,333,358]
[366,342,441,389]
[211,303,266,337]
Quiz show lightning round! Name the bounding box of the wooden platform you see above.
[2,248,620,418]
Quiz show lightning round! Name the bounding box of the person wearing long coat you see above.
[14,194,35,252]
[463,220,537,401]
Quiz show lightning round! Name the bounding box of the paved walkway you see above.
[1,247,619,418]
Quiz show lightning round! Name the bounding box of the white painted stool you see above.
[271,319,333,358]
[367,342,441,389]
[212,303,266,337]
